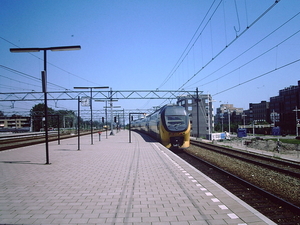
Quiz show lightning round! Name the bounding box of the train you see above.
[131,105,190,148]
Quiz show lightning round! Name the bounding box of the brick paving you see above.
[0,130,275,224]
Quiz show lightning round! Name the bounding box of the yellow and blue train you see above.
[131,105,190,148]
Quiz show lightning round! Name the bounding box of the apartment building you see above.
[0,116,31,132]
[177,94,214,138]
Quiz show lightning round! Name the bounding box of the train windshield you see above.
[163,106,188,132]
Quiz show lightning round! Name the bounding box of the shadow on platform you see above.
[0,161,45,165]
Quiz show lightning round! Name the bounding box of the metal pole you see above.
[228,109,231,135]
[221,115,224,132]
[207,93,210,140]
[90,88,93,144]
[105,101,108,139]
[43,50,50,164]
[295,106,298,136]
[196,88,199,138]
[242,113,246,126]
[57,115,60,145]
[118,114,120,132]
[123,109,125,130]
[117,114,119,133]
[78,96,80,150]
[129,113,131,143]
[110,89,114,135]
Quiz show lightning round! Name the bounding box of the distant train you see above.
[131,105,190,148]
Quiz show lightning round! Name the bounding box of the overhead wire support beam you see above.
[0,90,197,101]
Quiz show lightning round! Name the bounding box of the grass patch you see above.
[266,138,300,145]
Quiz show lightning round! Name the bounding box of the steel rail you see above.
[184,148,300,215]
[191,140,300,178]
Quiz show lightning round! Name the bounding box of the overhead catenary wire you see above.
[158,0,281,107]
[203,29,300,88]
[176,0,281,91]
[213,58,300,96]
[0,74,41,90]
[186,11,300,88]
[158,0,222,89]
[0,64,67,91]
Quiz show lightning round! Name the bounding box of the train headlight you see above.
[169,132,185,136]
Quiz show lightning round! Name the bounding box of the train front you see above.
[160,106,190,148]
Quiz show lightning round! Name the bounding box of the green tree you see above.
[57,110,77,128]
[30,103,55,131]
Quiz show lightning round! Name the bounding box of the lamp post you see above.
[95,100,109,139]
[103,104,121,135]
[224,107,231,134]
[77,96,81,150]
[228,109,231,135]
[221,114,224,132]
[242,113,247,127]
[293,106,300,136]
[97,99,120,138]
[10,45,81,164]
[74,87,109,145]
[196,88,200,139]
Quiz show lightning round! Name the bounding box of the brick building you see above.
[270,80,300,134]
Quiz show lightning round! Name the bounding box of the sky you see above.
[0,0,300,118]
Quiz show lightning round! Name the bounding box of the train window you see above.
[164,106,187,116]
[165,115,188,131]
[163,106,188,132]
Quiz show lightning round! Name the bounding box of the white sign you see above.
[81,97,90,107]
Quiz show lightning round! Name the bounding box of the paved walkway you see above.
[0,130,275,224]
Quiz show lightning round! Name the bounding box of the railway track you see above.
[179,140,300,224]
[190,140,300,179]
[0,131,93,151]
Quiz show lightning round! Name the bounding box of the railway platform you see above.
[0,130,275,225]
